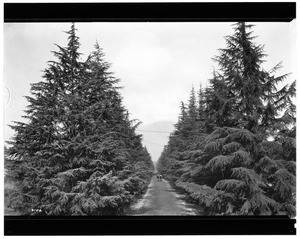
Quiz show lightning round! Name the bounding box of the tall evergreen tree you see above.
[187,87,197,122]
[174,101,188,135]
[199,23,295,216]
[6,24,153,215]
[157,22,295,217]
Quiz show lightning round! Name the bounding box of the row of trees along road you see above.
[5,24,154,215]
[157,22,296,217]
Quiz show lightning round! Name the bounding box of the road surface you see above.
[125,176,202,215]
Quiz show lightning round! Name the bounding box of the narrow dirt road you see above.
[126,176,202,215]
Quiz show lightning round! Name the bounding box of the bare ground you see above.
[125,176,203,215]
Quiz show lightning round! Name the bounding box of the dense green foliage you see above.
[157,22,296,217]
[5,24,154,215]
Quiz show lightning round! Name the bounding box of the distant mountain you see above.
[137,121,175,163]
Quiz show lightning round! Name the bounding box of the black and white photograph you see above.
[3,2,297,235]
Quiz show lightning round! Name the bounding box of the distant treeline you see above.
[5,24,154,215]
[157,22,296,217]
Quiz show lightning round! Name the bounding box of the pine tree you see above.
[174,101,188,135]
[157,22,295,217]
[157,87,208,184]
[187,87,197,122]
[6,24,153,215]
[196,22,296,216]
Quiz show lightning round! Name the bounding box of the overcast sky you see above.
[4,21,296,160]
